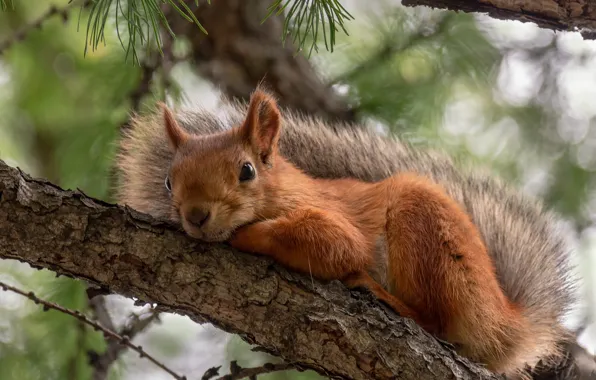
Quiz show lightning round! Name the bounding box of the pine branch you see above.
[85,0,353,64]
[84,0,207,65]
[3,0,594,63]
[83,0,596,64]
[264,0,354,56]
[0,280,187,380]
[0,0,91,56]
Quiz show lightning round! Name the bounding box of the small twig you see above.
[218,362,295,380]
[0,0,90,56]
[0,281,186,380]
[202,366,222,380]
[202,361,296,380]
[90,297,160,380]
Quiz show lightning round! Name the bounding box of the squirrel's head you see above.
[162,89,281,242]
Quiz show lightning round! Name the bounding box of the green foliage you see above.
[335,11,501,137]
[1,0,138,197]
[83,0,353,63]
[0,269,107,380]
[0,2,140,379]
[84,0,208,65]
[265,0,353,56]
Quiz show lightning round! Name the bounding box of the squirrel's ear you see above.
[241,90,281,163]
[160,102,188,150]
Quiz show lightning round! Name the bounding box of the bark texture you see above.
[402,0,596,37]
[165,0,356,123]
[0,159,505,379]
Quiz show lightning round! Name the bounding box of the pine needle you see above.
[84,0,208,65]
[264,0,354,56]
[83,0,348,63]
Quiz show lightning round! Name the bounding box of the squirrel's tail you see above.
[453,173,577,373]
[115,100,579,374]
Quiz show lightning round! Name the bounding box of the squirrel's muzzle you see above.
[185,207,211,228]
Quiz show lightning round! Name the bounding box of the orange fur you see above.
[163,89,534,376]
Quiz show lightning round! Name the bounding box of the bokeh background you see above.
[1,0,596,379]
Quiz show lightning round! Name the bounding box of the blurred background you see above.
[0,0,595,379]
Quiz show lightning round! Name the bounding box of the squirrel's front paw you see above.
[229,225,254,252]
[229,222,274,255]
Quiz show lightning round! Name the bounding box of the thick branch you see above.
[402,0,596,37]
[165,0,355,123]
[0,160,499,380]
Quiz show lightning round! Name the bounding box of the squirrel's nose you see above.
[186,208,211,228]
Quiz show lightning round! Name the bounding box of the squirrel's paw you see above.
[228,226,254,252]
[229,221,275,254]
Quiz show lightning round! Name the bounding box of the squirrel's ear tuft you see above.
[160,102,187,150]
[241,89,281,164]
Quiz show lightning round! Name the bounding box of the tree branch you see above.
[0,159,501,380]
[401,0,596,38]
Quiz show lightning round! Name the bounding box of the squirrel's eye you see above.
[239,162,256,182]
[165,176,172,192]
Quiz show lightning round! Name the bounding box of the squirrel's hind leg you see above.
[343,271,420,322]
[382,173,531,374]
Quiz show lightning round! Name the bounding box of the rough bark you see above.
[165,0,356,123]
[0,159,504,379]
[401,0,596,38]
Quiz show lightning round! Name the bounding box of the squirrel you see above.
[116,89,577,378]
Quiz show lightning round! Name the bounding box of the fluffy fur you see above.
[115,93,577,377]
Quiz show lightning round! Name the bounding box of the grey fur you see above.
[115,99,578,370]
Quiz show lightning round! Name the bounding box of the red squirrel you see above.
[160,89,544,377]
